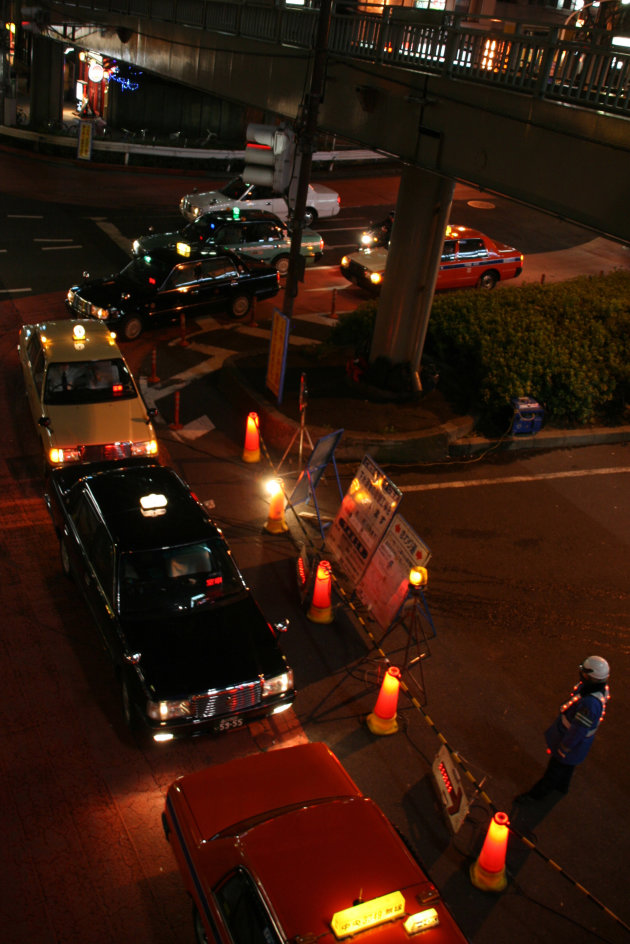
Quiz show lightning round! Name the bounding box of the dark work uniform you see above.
[524,679,610,799]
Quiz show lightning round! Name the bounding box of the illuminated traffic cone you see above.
[469,812,510,892]
[366,666,401,736]
[307,560,333,624]
[264,479,288,534]
[242,412,260,463]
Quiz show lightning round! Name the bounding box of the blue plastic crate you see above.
[511,397,544,435]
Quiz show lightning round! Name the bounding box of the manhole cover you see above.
[467,200,495,210]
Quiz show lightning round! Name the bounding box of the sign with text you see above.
[356,514,432,631]
[265,309,290,403]
[325,456,401,587]
[76,120,93,161]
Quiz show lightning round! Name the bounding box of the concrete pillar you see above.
[369,166,454,388]
[29,34,64,128]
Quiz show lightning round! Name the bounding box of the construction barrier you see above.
[307,560,333,624]
[169,390,183,430]
[469,811,510,892]
[366,665,401,736]
[242,412,261,463]
[148,348,160,384]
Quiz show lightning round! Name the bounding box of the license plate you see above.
[215,716,244,733]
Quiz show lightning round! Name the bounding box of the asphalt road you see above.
[1,147,630,944]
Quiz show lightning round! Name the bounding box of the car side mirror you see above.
[82,270,90,281]
[38,416,51,428]
[274,619,289,634]
[124,651,141,665]
[147,407,158,420]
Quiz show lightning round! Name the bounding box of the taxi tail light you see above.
[49,447,81,464]
[131,439,159,457]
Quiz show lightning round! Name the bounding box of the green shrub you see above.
[325,271,630,426]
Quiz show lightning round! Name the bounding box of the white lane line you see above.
[0,287,32,294]
[33,238,74,243]
[40,245,83,251]
[401,466,630,492]
[92,219,131,254]
[7,214,43,219]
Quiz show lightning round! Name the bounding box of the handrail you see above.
[51,1,630,117]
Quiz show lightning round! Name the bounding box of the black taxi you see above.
[66,245,281,341]
[45,459,294,742]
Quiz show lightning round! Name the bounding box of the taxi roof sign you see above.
[331,891,405,939]
[176,241,192,257]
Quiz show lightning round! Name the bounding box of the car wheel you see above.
[193,904,208,944]
[120,315,143,341]
[60,536,72,579]
[273,254,290,277]
[478,271,498,289]
[304,207,318,227]
[230,294,251,319]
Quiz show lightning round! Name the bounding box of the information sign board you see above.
[325,456,401,587]
[356,514,431,631]
[265,309,290,403]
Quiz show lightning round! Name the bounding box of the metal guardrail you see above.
[55,1,630,117]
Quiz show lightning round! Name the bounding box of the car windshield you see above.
[118,540,244,615]
[120,254,173,289]
[219,177,249,200]
[43,358,137,405]
[181,216,218,240]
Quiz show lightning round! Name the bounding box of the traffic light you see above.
[243,123,295,193]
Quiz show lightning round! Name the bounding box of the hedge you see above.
[326,271,630,427]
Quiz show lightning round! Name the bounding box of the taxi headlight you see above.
[131,439,159,457]
[146,698,191,721]
[369,271,382,285]
[262,669,294,698]
[90,304,110,320]
[360,233,373,246]
[132,239,140,254]
[67,289,75,304]
[340,255,350,268]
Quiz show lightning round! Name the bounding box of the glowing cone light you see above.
[242,412,260,463]
[264,479,288,534]
[469,812,510,892]
[367,666,401,736]
[307,560,333,624]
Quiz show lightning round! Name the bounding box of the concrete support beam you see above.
[30,35,65,127]
[370,167,454,374]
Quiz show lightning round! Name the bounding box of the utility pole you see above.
[282,0,332,318]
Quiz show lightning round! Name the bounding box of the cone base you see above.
[264,517,288,534]
[242,449,260,463]
[469,860,507,893]
[307,605,333,624]
[366,711,399,736]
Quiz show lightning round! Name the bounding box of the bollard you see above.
[148,347,160,384]
[367,666,401,736]
[179,312,189,347]
[470,812,510,892]
[169,390,183,430]
[330,288,338,320]
[540,273,546,285]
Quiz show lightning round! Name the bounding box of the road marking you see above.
[40,245,83,251]
[33,238,74,243]
[401,466,630,492]
[7,214,43,219]
[0,287,31,294]
[92,219,131,254]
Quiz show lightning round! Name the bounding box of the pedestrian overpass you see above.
[30,1,630,242]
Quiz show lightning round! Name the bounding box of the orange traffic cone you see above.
[264,480,288,534]
[307,561,333,623]
[366,666,401,736]
[242,412,260,463]
[469,812,510,892]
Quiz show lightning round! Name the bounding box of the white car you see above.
[179,176,340,226]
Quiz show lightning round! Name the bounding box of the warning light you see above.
[176,241,191,257]
[404,908,439,935]
[331,891,405,939]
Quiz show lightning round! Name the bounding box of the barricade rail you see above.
[53,0,630,117]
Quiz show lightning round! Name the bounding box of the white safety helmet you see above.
[580,655,610,682]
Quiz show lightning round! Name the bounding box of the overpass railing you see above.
[57,0,630,117]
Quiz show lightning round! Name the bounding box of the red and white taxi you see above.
[163,742,470,944]
[340,225,524,294]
